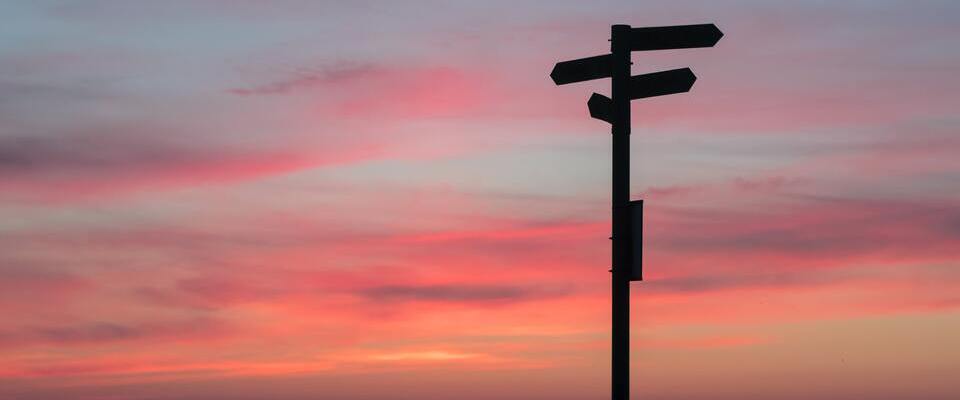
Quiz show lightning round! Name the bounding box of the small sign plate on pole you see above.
[629,200,643,281]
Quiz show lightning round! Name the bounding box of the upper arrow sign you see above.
[629,68,696,100]
[550,54,613,85]
[628,24,723,51]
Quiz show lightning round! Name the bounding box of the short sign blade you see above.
[629,68,697,100]
[550,54,613,85]
[587,93,613,124]
[629,200,643,281]
[629,23,723,51]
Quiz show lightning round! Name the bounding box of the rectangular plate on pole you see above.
[629,68,697,100]
[550,54,613,85]
[628,24,723,51]
[629,200,643,281]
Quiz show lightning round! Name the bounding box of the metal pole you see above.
[610,24,632,400]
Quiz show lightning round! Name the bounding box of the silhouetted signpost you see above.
[550,23,722,400]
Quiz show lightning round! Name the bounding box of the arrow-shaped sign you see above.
[628,67,696,99]
[550,54,612,85]
[628,24,723,51]
[588,93,613,123]
[586,68,697,123]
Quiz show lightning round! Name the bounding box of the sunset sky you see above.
[1,1,959,399]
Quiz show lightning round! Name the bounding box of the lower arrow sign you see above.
[586,68,697,124]
[588,93,613,124]
[629,68,697,100]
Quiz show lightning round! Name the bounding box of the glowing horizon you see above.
[1,1,958,399]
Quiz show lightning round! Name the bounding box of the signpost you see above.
[550,23,722,400]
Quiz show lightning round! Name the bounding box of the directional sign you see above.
[585,68,696,123]
[628,24,723,51]
[550,54,612,85]
[587,93,613,123]
[629,68,696,99]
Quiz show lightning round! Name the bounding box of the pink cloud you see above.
[0,317,233,352]
[228,62,381,96]
[644,334,770,350]
[0,128,385,203]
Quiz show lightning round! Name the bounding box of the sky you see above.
[1,1,959,399]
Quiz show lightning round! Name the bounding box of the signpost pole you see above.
[549,22,722,400]
[610,24,632,400]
